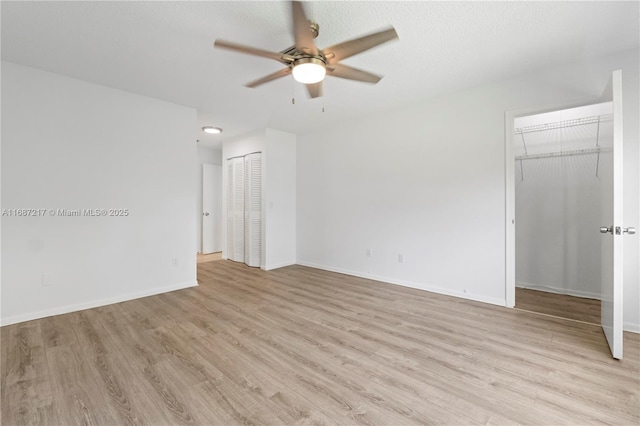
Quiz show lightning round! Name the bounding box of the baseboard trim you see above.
[264,260,297,271]
[516,282,601,300]
[296,261,505,307]
[623,322,640,334]
[0,280,198,326]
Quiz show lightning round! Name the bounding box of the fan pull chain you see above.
[291,77,295,105]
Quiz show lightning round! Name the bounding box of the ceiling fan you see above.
[214,1,399,98]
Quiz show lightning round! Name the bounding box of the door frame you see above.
[504,96,602,308]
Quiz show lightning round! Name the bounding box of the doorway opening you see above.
[201,163,223,256]
[506,70,624,359]
[511,102,613,324]
[197,252,223,263]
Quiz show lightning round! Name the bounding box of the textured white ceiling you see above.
[2,1,638,150]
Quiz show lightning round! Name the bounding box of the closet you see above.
[514,103,613,323]
[227,152,262,267]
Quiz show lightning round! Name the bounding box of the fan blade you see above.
[246,67,292,88]
[306,81,323,98]
[291,1,318,55]
[322,27,398,64]
[214,39,295,64]
[328,63,382,84]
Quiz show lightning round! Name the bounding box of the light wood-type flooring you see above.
[515,287,601,325]
[197,252,223,263]
[2,261,639,425]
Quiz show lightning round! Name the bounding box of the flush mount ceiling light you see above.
[291,58,326,84]
[202,126,222,134]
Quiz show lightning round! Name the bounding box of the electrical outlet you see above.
[398,254,404,263]
[171,258,179,267]
[366,248,372,257]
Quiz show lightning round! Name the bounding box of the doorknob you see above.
[600,226,613,234]
[624,227,636,235]
[203,212,210,216]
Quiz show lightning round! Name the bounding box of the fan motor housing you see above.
[293,57,325,68]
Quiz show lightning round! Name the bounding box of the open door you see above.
[202,164,222,254]
[599,70,624,359]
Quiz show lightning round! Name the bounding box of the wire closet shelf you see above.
[514,114,612,161]
[514,113,612,180]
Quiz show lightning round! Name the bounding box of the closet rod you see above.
[515,147,610,161]
[515,115,611,135]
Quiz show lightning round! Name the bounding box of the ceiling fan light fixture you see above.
[202,126,223,134]
[292,58,326,84]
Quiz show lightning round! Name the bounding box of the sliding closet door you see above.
[244,153,262,267]
[227,157,245,262]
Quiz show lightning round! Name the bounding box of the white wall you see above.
[515,153,603,299]
[296,48,639,331]
[221,128,296,270]
[1,62,198,325]
[265,129,297,269]
[196,146,222,253]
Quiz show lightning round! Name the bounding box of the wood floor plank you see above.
[0,321,56,426]
[162,294,355,424]
[195,262,640,426]
[2,321,48,386]
[2,260,639,425]
[45,344,118,425]
[197,291,496,423]
[197,252,222,263]
[515,287,601,324]
[39,314,78,349]
[199,262,624,422]
[54,308,197,425]
[86,305,201,425]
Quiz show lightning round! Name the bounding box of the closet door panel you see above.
[227,153,261,267]
[227,157,245,263]
[233,157,246,263]
[244,156,251,263]
[227,160,235,261]
[245,153,262,268]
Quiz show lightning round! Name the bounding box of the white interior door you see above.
[599,70,624,359]
[202,164,222,254]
